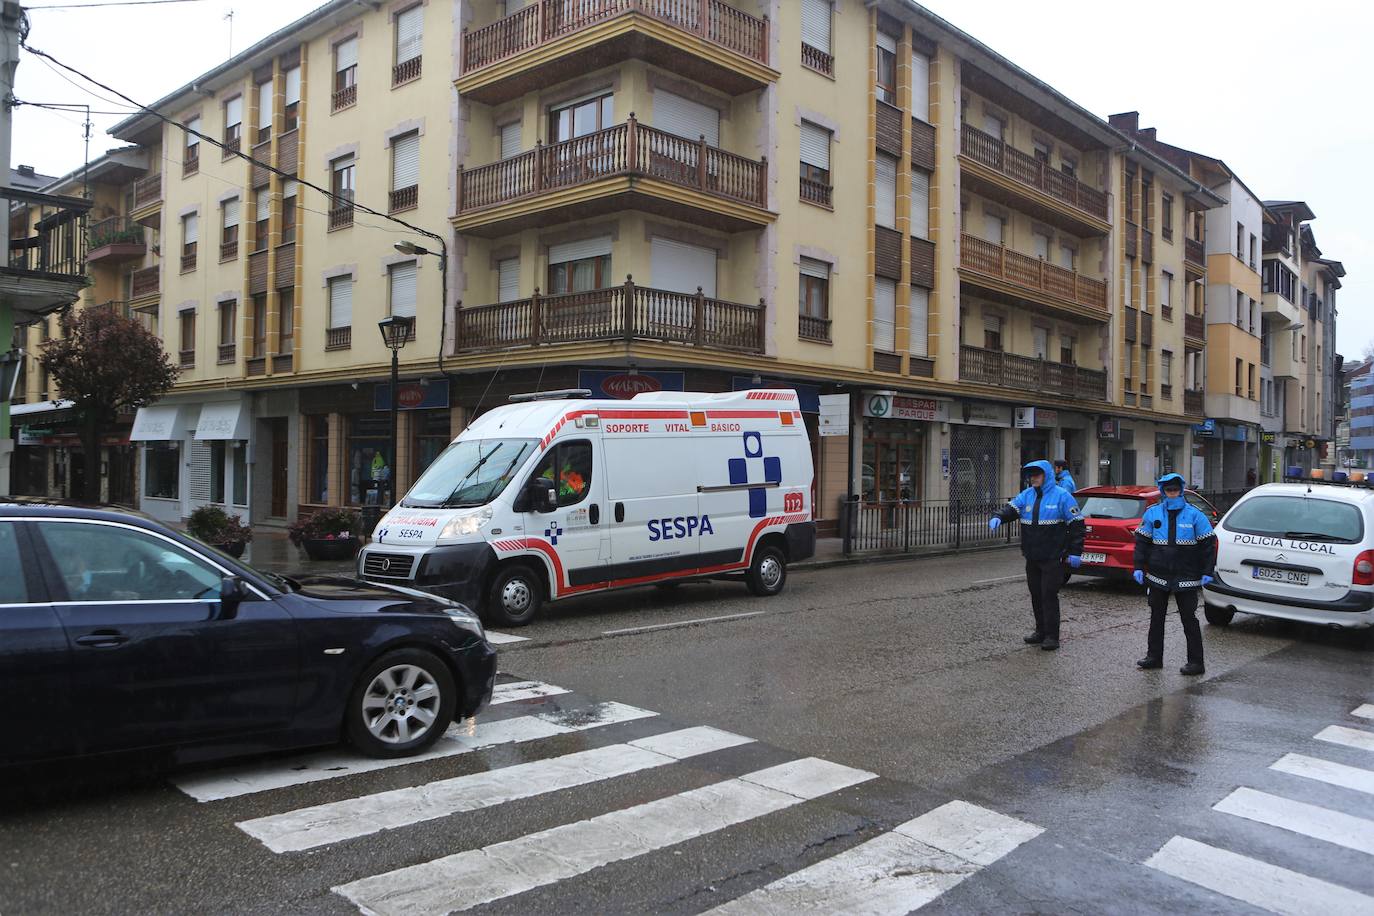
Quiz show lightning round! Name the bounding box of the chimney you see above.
[17,164,35,177]
[1108,111,1140,132]
[1140,128,1157,142]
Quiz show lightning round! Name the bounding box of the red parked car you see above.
[1072,485,1221,581]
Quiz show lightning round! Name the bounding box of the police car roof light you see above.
[507,389,593,403]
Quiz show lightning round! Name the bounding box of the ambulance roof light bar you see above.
[507,389,593,403]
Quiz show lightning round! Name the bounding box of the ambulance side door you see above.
[696,426,784,571]
[522,437,607,592]
[603,435,700,582]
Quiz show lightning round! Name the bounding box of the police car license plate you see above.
[1080,553,1107,564]
[1252,566,1310,586]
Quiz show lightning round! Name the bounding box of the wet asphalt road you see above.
[4,546,1374,914]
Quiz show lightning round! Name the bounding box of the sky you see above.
[10,0,1369,355]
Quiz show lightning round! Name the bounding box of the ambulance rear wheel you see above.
[488,564,542,627]
[747,545,787,597]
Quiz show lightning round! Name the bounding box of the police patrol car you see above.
[1204,479,1374,629]
[358,389,816,625]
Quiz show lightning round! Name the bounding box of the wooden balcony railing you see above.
[179,348,195,368]
[183,153,199,178]
[1185,388,1205,416]
[461,0,769,74]
[389,184,419,213]
[799,175,831,208]
[798,314,831,343]
[332,84,357,112]
[326,326,352,350]
[131,264,160,299]
[217,343,236,365]
[1185,236,1205,268]
[133,174,161,210]
[959,233,1108,312]
[393,55,422,86]
[328,205,355,230]
[960,345,1108,402]
[960,124,1108,221]
[220,240,238,262]
[458,115,767,213]
[97,299,131,319]
[1185,312,1205,340]
[246,357,267,377]
[456,277,764,354]
[801,42,832,76]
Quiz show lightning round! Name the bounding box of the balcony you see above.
[326,326,352,350]
[455,116,772,236]
[96,299,131,320]
[393,55,422,87]
[958,233,1108,322]
[217,343,237,365]
[1184,312,1205,343]
[389,184,419,213]
[798,314,830,343]
[960,345,1107,402]
[455,279,764,354]
[87,217,146,264]
[1262,291,1300,329]
[1,188,92,323]
[959,124,1109,235]
[458,0,776,105]
[130,265,160,301]
[1184,236,1205,275]
[131,174,162,227]
[1185,388,1205,417]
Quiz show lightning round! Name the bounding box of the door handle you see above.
[75,630,128,648]
[589,503,600,525]
[615,502,625,523]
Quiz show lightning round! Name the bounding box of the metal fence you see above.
[1196,489,1249,516]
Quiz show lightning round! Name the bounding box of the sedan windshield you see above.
[401,438,537,508]
[1225,496,1364,543]
[1076,495,1145,520]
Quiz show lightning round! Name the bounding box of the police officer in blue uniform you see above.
[1053,459,1077,494]
[989,459,1085,650]
[1132,473,1215,675]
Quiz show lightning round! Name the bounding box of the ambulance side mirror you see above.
[524,477,557,513]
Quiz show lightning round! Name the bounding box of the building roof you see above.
[1108,115,1263,209]
[5,165,58,191]
[38,147,148,196]
[1265,200,1317,222]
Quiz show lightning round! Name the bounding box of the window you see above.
[394,4,423,67]
[217,299,236,347]
[220,197,239,259]
[1124,344,1134,390]
[910,49,930,117]
[334,36,358,105]
[1235,290,1245,328]
[799,120,831,203]
[331,155,355,203]
[910,169,930,238]
[876,32,897,104]
[1059,244,1076,271]
[348,414,394,506]
[1235,358,1243,397]
[873,278,895,351]
[251,294,267,358]
[1302,334,1308,361]
[909,287,929,357]
[1227,496,1363,544]
[179,310,195,362]
[1248,363,1256,400]
[1160,270,1172,315]
[1249,297,1258,334]
[211,440,227,503]
[1060,334,1075,365]
[799,257,830,334]
[1161,350,1173,397]
[1236,221,1244,259]
[308,415,329,504]
[283,66,300,132]
[1032,230,1051,260]
[328,276,353,330]
[1060,158,1076,179]
[497,257,520,302]
[1033,141,1050,164]
[181,212,198,270]
[1141,173,1153,230]
[874,154,897,228]
[1142,350,1151,390]
[254,188,271,251]
[499,121,521,160]
[183,115,201,172]
[549,92,613,143]
[389,261,418,321]
[36,522,224,602]
[256,78,273,143]
[982,111,1005,141]
[278,288,294,352]
[1032,326,1048,359]
[1249,233,1257,269]
[1161,194,1173,241]
[530,440,594,508]
[281,179,297,243]
[983,313,1003,351]
[390,131,419,212]
[548,236,612,294]
[982,211,1005,246]
[801,0,832,69]
[0,523,29,604]
[223,96,242,149]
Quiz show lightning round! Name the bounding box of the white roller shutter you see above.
[801,0,831,53]
[650,238,716,297]
[328,276,353,329]
[877,31,897,54]
[257,82,273,129]
[183,213,199,244]
[874,278,895,351]
[392,132,420,191]
[390,261,417,319]
[800,121,830,171]
[548,235,612,265]
[284,67,301,105]
[225,96,242,128]
[875,154,897,229]
[395,5,423,63]
[497,258,520,302]
[909,287,929,357]
[222,197,239,229]
[982,112,1004,140]
[1033,326,1049,359]
[336,37,358,71]
[982,213,1004,244]
[1033,232,1051,260]
[911,50,930,118]
[799,256,829,280]
[910,169,929,239]
[281,179,298,204]
[185,116,201,151]
[652,91,719,146]
[499,122,521,159]
[255,190,271,222]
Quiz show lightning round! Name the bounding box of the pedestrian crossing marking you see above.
[702,801,1041,915]
[482,631,529,645]
[490,680,569,704]
[1272,753,1374,797]
[238,727,753,853]
[1145,835,1374,915]
[1315,724,1374,754]
[1351,704,1374,721]
[1214,786,1374,857]
[174,701,656,802]
[331,758,877,915]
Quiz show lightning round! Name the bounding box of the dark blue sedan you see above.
[0,502,496,765]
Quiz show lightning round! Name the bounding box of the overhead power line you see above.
[24,0,212,10]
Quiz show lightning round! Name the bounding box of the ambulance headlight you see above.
[439,506,493,541]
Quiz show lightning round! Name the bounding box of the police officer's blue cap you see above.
[1156,472,1186,490]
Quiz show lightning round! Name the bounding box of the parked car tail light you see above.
[1354,550,1374,586]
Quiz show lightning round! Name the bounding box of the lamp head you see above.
[378,315,415,351]
[394,241,425,257]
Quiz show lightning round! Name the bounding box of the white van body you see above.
[358,389,816,625]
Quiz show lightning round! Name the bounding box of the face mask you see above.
[1161,490,1185,509]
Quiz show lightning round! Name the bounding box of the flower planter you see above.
[215,541,247,559]
[302,537,359,561]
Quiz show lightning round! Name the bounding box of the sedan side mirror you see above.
[217,576,248,620]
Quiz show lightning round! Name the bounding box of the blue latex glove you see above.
[1132,570,1145,586]
[1067,555,1082,569]
[988,517,1002,531]
[1201,574,1214,586]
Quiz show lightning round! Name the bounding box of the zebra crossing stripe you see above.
[1316,725,1374,753]
[173,702,656,802]
[332,758,877,915]
[490,681,569,704]
[703,801,1041,915]
[238,727,754,853]
[1351,704,1374,721]
[482,631,529,645]
[1214,786,1374,856]
[1272,753,1374,796]
[1146,836,1374,915]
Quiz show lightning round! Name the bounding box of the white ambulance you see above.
[358,389,816,625]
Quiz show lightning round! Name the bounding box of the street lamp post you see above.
[377,314,414,508]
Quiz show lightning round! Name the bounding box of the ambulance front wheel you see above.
[488,564,543,627]
[747,544,788,597]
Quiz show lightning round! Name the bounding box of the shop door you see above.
[1122,449,1138,486]
[269,418,288,517]
[108,446,136,506]
[862,440,920,503]
[950,426,1002,507]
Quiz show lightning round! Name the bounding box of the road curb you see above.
[795,541,1020,572]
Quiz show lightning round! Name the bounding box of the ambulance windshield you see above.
[401,438,538,508]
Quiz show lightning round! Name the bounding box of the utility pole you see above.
[224,8,234,57]
[2,1,21,194]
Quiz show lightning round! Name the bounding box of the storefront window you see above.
[348,414,393,506]
[412,410,451,481]
[210,440,227,503]
[309,416,329,504]
[862,419,924,503]
[232,442,248,506]
[146,443,180,499]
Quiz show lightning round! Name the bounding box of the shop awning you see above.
[193,400,249,440]
[130,404,187,441]
[8,399,74,425]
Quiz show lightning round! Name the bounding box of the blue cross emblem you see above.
[727,431,782,519]
[544,523,563,545]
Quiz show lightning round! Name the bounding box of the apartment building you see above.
[79,0,1270,529]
